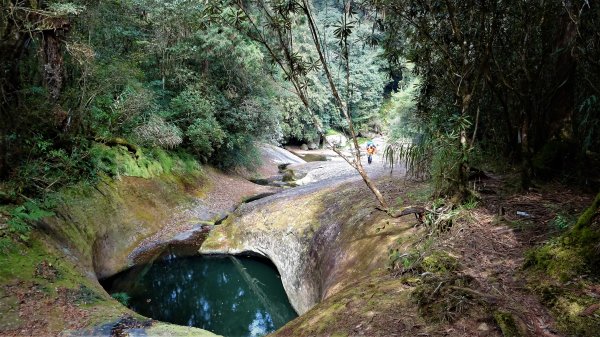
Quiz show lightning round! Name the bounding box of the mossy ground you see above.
[522,191,600,336]
[0,234,125,335]
[476,178,600,337]
[0,145,217,336]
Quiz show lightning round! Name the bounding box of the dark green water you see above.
[102,254,298,337]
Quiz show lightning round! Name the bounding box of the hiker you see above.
[366,141,376,164]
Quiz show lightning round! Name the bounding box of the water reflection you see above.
[103,255,297,337]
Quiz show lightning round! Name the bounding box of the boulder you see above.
[282,169,296,182]
[307,142,318,150]
[301,143,309,151]
[325,134,348,148]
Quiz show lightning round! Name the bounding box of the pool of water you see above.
[102,254,298,337]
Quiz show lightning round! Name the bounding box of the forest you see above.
[1,0,600,337]
[1,0,598,202]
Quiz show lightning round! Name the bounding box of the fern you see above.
[111,292,131,306]
[7,202,55,241]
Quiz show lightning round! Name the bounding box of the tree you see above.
[376,0,600,195]
[211,0,389,208]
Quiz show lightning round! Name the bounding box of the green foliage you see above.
[376,0,600,188]
[551,214,573,231]
[186,117,225,160]
[47,3,85,16]
[1,0,297,203]
[6,201,55,242]
[461,197,478,210]
[385,128,465,197]
[90,144,200,179]
[111,292,131,306]
[384,141,430,180]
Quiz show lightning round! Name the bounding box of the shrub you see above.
[111,292,131,306]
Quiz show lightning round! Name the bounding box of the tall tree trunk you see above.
[302,0,388,209]
[42,30,64,101]
[520,111,533,189]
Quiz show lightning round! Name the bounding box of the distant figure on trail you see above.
[366,141,376,164]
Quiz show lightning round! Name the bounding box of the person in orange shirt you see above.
[366,141,376,164]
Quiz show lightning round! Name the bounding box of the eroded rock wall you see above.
[42,174,203,279]
[200,190,326,314]
[200,178,411,315]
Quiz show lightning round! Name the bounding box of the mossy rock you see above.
[282,169,296,182]
[421,251,458,274]
[493,311,525,337]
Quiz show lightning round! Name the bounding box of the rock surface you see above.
[200,151,407,315]
[325,134,348,147]
[0,142,408,336]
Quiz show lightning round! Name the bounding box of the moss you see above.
[421,251,458,274]
[282,169,296,182]
[90,143,202,180]
[0,292,21,330]
[412,273,475,323]
[573,192,600,231]
[151,148,174,172]
[493,311,523,337]
[552,292,600,336]
[144,323,220,336]
[331,333,348,337]
[0,238,49,283]
[525,241,586,282]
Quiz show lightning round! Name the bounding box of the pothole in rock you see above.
[101,251,298,337]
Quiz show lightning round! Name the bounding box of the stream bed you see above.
[102,253,298,337]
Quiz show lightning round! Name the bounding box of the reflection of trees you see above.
[249,310,274,337]
[108,256,297,336]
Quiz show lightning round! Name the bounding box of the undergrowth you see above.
[523,192,600,336]
[0,143,202,254]
[386,195,497,325]
[111,292,131,307]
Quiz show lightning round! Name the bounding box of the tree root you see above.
[376,205,426,223]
